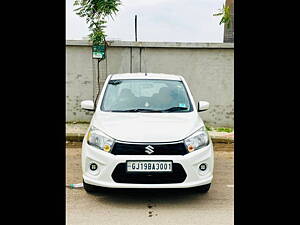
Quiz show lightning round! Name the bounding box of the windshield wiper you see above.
[112,108,162,112]
[111,107,188,112]
[161,106,188,112]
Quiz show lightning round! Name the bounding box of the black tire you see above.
[83,180,98,193]
[194,183,211,193]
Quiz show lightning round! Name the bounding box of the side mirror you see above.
[198,101,209,112]
[81,100,95,111]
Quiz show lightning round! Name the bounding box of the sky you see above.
[66,0,225,43]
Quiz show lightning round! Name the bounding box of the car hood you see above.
[91,112,204,143]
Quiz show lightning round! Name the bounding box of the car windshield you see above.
[101,79,193,112]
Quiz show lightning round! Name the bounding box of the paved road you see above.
[66,144,234,225]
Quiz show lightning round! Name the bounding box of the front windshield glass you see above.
[101,79,193,112]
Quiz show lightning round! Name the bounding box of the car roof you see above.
[110,73,182,81]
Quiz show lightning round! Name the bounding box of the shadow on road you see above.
[86,187,212,206]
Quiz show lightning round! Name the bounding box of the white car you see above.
[80,73,214,193]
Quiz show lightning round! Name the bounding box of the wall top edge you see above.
[66,40,234,49]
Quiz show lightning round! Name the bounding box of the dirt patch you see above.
[213,143,234,151]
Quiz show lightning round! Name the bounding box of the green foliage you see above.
[205,125,233,133]
[74,0,121,45]
[213,4,232,29]
[205,125,213,131]
[215,127,233,133]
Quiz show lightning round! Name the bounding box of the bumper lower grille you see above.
[111,142,188,155]
[111,163,187,184]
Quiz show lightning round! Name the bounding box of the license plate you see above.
[126,161,173,172]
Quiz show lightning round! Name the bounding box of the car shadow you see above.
[89,187,212,207]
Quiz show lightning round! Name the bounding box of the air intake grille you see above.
[111,142,188,155]
[111,163,187,184]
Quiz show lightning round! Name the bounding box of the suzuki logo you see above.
[145,145,154,154]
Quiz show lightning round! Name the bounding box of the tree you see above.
[213,4,231,29]
[73,0,121,45]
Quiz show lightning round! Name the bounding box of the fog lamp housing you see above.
[199,163,207,171]
[90,163,98,171]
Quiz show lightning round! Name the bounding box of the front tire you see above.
[83,179,98,193]
[194,183,211,193]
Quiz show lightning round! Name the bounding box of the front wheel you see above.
[83,180,98,193]
[194,183,211,193]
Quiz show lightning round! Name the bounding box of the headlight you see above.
[184,127,209,153]
[87,126,114,152]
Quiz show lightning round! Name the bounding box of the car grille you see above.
[111,142,188,155]
[111,163,187,184]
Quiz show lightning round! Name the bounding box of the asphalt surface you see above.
[66,144,234,225]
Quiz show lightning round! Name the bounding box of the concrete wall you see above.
[66,40,234,127]
[66,45,94,121]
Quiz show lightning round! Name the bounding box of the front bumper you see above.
[82,139,214,189]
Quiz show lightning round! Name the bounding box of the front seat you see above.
[153,87,175,109]
[118,88,137,109]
